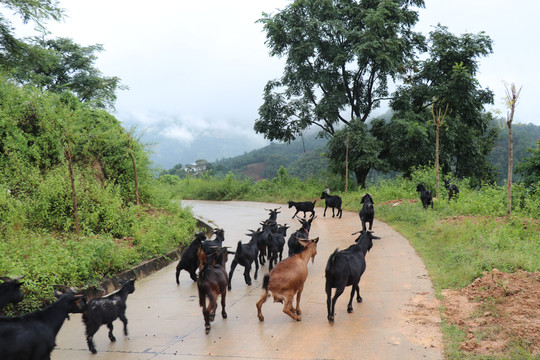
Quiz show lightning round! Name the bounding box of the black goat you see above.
[0,289,85,359]
[267,223,289,270]
[325,231,381,322]
[175,232,207,285]
[287,200,316,219]
[359,193,375,232]
[416,183,433,209]
[197,247,232,334]
[444,179,460,201]
[228,236,259,290]
[287,216,315,257]
[321,191,342,218]
[0,276,25,311]
[249,220,276,266]
[268,225,289,270]
[82,278,135,354]
[201,228,225,254]
[265,207,281,222]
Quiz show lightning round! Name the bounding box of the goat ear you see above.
[313,237,319,243]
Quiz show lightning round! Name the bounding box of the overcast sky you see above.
[10,0,540,164]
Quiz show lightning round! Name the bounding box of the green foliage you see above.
[254,0,426,185]
[387,25,498,185]
[0,77,198,312]
[515,140,540,187]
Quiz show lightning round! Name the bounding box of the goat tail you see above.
[236,241,242,252]
[325,249,339,276]
[262,274,270,291]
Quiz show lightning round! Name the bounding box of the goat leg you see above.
[87,335,97,354]
[221,293,227,319]
[107,323,116,342]
[228,260,238,290]
[256,291,268,321]
[119,313,129,336]
[282,297,300,321]
[243,265,252,286]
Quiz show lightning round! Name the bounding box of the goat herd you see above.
[0,183,455,359]
[177,190,378,334]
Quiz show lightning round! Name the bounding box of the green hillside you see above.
[208,120,540,186]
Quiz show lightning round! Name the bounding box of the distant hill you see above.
[212,129,329,180]
[210,121,540,184]
[488,121,540,184]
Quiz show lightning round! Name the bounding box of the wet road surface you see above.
[51,200,443,359]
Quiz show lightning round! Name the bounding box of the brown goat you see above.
[256,237,319,322]
[197,246,232,334]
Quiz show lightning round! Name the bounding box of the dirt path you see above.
[51,200,443,359]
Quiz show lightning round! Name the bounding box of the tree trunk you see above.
[435,124,440,199]
[504,83,520,218]
[507,122,513,217]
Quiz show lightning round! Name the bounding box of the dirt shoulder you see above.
[442,269,540,357]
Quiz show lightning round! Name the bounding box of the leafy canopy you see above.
[254,0,426,142]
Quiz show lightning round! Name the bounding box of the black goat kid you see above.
[201,228,225,254]
[287,200,316,219]
[325,231,381,322]
[321,191,342,218]
[228,236,259,290]
[83,278,136,354]
[0,289,85,360]
[287,216,314,257]
[416,183,434,209]
[359,193,375,232]
[444,179,460,201]
[175,232,207,285]
[0,276,25,311]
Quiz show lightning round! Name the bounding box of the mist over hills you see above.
[148,119,539,184]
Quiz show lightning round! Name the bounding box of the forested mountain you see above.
[207,121,540,185]
[488,122,540,184]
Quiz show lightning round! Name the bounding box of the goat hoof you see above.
[328,315,334,322]
[258,315,264,322]
[109,336,116,342]
[347,307,353,313]
[205,326,211,334]
[357,297,363,303]
[90,348,97,354]
[296,316,302,321]
[227,285,231,291]
[222,312,227,319]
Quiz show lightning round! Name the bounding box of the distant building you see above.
[184,161,207,176]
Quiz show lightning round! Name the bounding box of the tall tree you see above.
[503,82,521,217]
[8,37,125,109]
[0,0,63,67]
[376,25,498,185]
[254,0,425,187]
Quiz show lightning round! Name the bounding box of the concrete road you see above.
[51,200,443,360]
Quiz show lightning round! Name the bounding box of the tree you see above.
[0,0,63,68]
[432,103,449,198]
[254,0,425,186]
[379,25,498,185]
[503,83,522,217]
[327,120,383,188]
[8,37,125,109]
